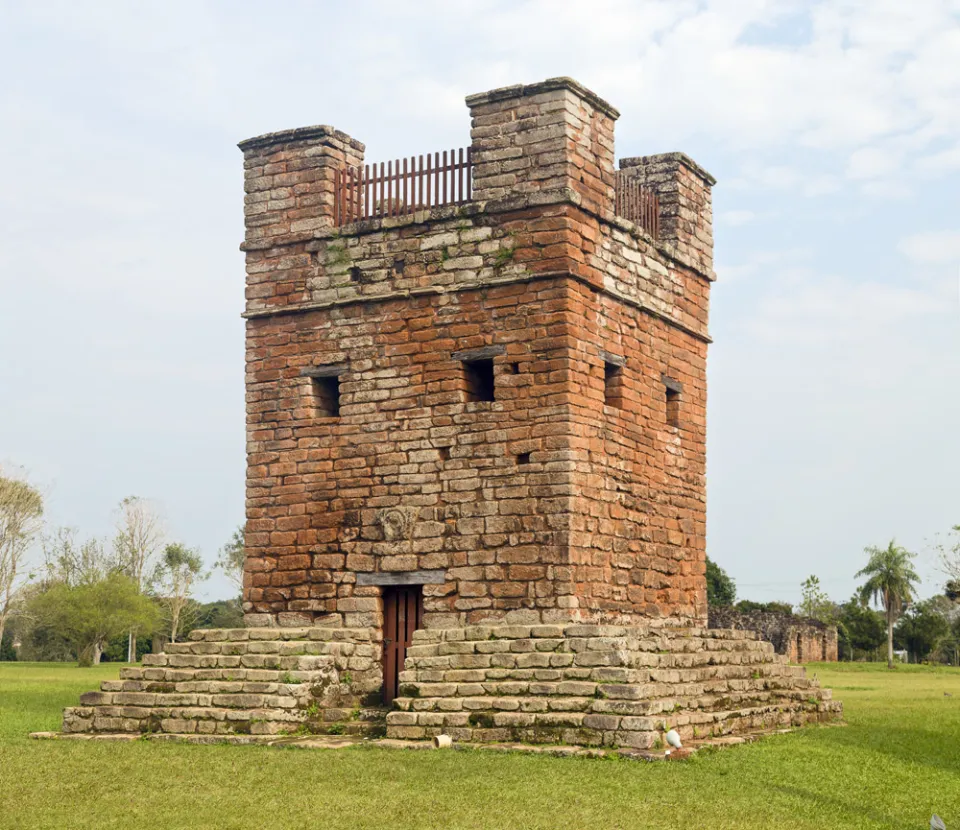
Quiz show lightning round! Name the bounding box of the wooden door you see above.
[382,586,423,704]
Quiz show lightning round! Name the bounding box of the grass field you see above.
[0,662,958,829]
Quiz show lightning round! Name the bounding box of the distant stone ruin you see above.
[57,77,841,751]
[709,608,839,663]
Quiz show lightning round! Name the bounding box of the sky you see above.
[0,0,958,605]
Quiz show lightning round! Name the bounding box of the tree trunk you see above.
[92,641,102,666]
[887,613,894,669]
[128,630,137,663]
[0,616,6,656]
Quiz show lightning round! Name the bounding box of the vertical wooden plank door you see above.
[381,586,423,704]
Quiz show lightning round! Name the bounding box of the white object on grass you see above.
[665,729,682,749]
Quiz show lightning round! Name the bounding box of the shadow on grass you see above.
[812,721,960,776]
[769,783,903,829]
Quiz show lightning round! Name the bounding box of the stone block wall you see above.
[618,153,715,277]
[467,78,617,216]
[62,628,387,738]
[386,623,840,746]
[240,127,364,249]
[708,608,839,663]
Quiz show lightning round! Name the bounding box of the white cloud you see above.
[749,270,949,345]
[916,144,960,174]
[846,147,899,180]
[898,231,960,264]
[717,247,815,283]
[718,209,756,227]
[802,174,841,197]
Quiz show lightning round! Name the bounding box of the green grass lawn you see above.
[0,661,958,829]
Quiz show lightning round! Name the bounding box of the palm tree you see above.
[856,540,920,669]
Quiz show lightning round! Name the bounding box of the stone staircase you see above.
[59,622,841,751]
[385,623,841,748]
[61,627,387,739]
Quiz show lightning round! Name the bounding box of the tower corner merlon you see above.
[618,152,716,277]
[466,76,618,215]
[238,124,365,247]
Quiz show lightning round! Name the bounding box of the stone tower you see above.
[58,78,840,748]
[239,77,715,632]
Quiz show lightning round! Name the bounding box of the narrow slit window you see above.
[604,362,624,409]
[463,359,495,402]
[663,377,682,428]
[312,376,341,418]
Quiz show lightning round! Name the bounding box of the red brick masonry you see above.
[240,78,715,630]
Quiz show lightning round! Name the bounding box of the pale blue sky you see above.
[1,0,958,604]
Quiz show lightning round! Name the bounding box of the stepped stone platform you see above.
[387,624,840,748]
[58,623,840,751]
[61,627,387,739]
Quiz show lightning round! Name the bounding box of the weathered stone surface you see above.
[60,628,385,739]
[384,623,841,746]
[240,76,712,631]
[709,607,839,663]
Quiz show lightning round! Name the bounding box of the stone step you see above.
[185,627,376,643]
[394,673,810,700]
[410,625,774,652]
[99,676,337,696]
[390,682,830,718]
[137,652,377,678]
[163,640,375,657]
[385,697,830,747]
[401,649,788,677]
[405,637,775,659]
[80,690,310,710]
[63,701,390,739]
[398,662,814,691]
[118,665,338,683]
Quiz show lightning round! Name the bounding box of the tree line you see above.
[0,467,244,666]
[707,528,960,668]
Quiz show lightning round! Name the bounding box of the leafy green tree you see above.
[798,575,838,625]
[190,599,244,632]
[856,540,920,668]
[215,525,245,594]
[153,543,206,643]
[837,594,886,659]
[705,557,736,607]
[0,628,16,661]
[0,471,44,651]
[894,597,951,663]
[26,572,158,666]
[102,628,154,663]
[735,599,794,615]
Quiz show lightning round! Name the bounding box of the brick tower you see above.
[58,79,839,748]
[240,77,714,632]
